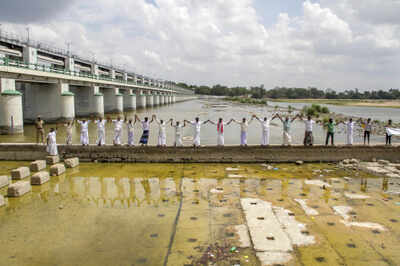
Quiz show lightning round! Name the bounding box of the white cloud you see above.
[0,0,399,89]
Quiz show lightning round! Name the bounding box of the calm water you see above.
[0,162,399,265]
[271,101,400,122]
[0,99,397,145]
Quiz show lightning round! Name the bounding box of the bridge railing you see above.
[0,57,185,91]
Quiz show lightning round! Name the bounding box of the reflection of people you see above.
[232,117,253,146]
[35,116,45,145]
[185,117,208,147]
[46,127,58,156]
[112,117,124,145]
[208,118,233,146]
[171,120,185,147]
[94,118,106,146]
[253,114,279,146]
[77,119,90,146]
[64,119,74,145]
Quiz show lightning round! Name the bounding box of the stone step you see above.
[11,167,30,180]
[8,181,31,197]
[50,164,66,176]
[30,160,46,172]
[0,175,9,188]
[64,157,79,168]
[31,171,50,185]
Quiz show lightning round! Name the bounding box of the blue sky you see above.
[254,0,306,25]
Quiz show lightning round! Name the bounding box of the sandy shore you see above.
[269,99,400,108]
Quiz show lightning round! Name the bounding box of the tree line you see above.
[177,82,400,100]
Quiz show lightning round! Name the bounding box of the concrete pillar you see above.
[21,82,75,122]
[123,89,136,111]
[164,94,169,104]
[153,93,160,106]
[103,87,123,114]
[70,85,104,117]
[0,78,23,134]
[146,92,154,107]
[136,90,146,109]
[23,46,37,68]
[110,69,116,80]
[159,94,164,105]
[168,95,172,104]
[172,95,176,103]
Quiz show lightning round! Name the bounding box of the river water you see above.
[1,162,399,265]
[0,99,397,145]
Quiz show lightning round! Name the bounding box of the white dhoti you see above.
[193,131,201,146]
[261,130,270,146]
[114,129,122,145]
[347,130,353,145]
[97,130,106,145]
[80,131,89,145]
[127,131,134,146]
[158,133,167,146]
[66,134,72,145]
[217,133,224,146]
[46,143,58,156]
[283,131,292,145]
[175,134,183,146]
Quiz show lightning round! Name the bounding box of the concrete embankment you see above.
[0,144,399,163]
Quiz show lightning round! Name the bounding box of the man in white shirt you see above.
[346,118,355,145]
[77,119,90,146]
[112,117,124,145]
[125,118,136,146]
[154,115,172,147]
[253,114,279,146]
[94,117,107,146]
[301,115,314,146]
[185,117,208,147]
[171,120,185,147]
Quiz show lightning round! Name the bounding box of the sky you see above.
[0,0,399,90]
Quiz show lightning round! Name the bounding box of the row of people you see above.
[42,114,397,154]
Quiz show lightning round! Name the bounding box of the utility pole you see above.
[26,27,30,45]
[66,41,72,56]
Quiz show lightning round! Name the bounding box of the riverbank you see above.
[269,99,400,109]
[0,144,399,163]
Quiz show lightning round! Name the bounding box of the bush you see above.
[321,106,330,113]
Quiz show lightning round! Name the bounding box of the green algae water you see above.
[0,162,399,266]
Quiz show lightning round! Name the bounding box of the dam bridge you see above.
[0,30,196,134]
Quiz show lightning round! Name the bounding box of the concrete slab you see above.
[234,224,251,248]
[226,167,240,171]
[64,157,79,168]
[0,195,4,207]
[333,205,386,231]
[228,174,244,178]
[256,252,292,266]
[30,160,46,172]
[50,164,66,176]
[46,155,60,165]
[11,167,30,180]
[31,171,50,185]
[273,206,315,246]
[294,199,319,216]
[0,175,9,188]
[304,180,331,188]
[344,192,370,199]
[7,181,31,197]
[332,206,353,220]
